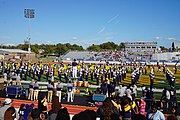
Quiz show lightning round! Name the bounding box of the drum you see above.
[84,81,88,88]
[78,81,83,87]
[76,88,80,93]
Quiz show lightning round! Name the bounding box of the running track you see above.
[0,98,98,115]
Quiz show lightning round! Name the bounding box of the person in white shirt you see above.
[126,86,132,100]
[119,84,126,97]
[132,84,137,97]
[146,104,165,120]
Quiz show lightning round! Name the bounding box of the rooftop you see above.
[0,48,33,53]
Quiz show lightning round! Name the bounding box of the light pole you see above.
[24,9,35,61]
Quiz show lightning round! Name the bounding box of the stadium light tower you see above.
[24,8,35,61]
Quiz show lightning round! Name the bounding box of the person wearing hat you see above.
[72,59,78,78]
[0,98,14,120]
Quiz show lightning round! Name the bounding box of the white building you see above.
[124,42,157,52]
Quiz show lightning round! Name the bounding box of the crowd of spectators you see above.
[75,49,155,62]
[0,94,180,120]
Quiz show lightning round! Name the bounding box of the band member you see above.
[3,73,8,87]
[16,74,21,85]
[33,80,39,101]
[28,79,35,101]
[174,62,178,74]
[58,64,63,82]
[67,81,73,102]
[11,72,17,85]
[149,71,155,90]
[72,59,78,78]
[56,82,63,102]
[47,81,54,103]
[100,81,108,96]
[0,65,2,78]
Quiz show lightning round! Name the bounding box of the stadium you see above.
[0,41,180,120]
[1,0,180,120]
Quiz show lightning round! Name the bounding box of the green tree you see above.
[117,42,125,51]
[87,44,101,51]
[99,42,118,50]
[160,46,168,51]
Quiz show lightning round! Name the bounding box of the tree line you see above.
[0,42,125,55]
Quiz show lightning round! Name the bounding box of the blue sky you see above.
[0,0,180,48]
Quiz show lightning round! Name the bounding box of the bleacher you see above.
[61,51,94,61]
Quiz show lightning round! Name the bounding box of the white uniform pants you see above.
[56,91,62,102]
[72,66,77,78]
[33,90,39,101]
[67,91,73,102]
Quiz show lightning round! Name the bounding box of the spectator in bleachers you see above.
[129,100,138,119]
[18,103,26,120]
[38,95,48,118]
[40,113,46,120]
[110,113,121,120]
[97,97,119,120]
[146,104,165,120]
[121,98,131,120]
[171,106,180,119]
[4,106,16,120]
[31,108,40,120]
[0,98,14,120]
[55,107,70,120]
[47,96,62,120]
[72,110,97,120]
[23,103,34,120]
[138,97,146,116]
